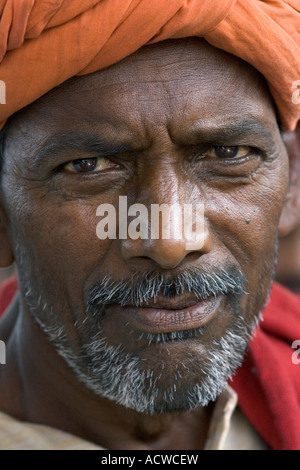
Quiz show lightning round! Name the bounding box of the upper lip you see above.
[123,294,212,310]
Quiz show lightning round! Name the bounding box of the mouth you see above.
[106,294,223,335]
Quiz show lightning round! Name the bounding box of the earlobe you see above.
[0,210,14,268]
[278,123,300,238]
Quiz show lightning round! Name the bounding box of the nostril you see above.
[120,226,212,270]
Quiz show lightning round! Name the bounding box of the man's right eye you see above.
[206,146,257,160]
[62,157,119,174]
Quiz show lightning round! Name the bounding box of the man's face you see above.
[1,39,289,413]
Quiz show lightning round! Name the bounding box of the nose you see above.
[121,222,212,270]
[120,193,212,269]
[119,156,214,270]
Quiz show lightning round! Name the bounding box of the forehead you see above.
[8,38,278,145]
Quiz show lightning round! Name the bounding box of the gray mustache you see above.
[87,266,246,313]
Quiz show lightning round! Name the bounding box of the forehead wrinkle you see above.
[3,39,278,166]
[63,38,266,99]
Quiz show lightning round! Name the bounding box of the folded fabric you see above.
[0,0,299,131]
[231,282,300,450]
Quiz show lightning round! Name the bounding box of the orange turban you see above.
[0,0,299,131]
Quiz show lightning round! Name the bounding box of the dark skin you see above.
[0,38,299,450]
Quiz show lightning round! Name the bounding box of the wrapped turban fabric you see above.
[0,0,299,131]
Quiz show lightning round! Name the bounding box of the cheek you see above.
[203,179,285,324]
[7,193,115,304]
[205,179,285,292]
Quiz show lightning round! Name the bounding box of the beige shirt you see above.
[0,386,267,450]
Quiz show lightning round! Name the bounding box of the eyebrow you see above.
[31,117,277,168]
[184,117,276,149]
[31,131,132,168]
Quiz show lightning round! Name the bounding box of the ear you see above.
[0,204,14,267]
[278,123,300,238]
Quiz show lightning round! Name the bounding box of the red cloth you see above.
[0,277,299,450]
[0,276,18,314]
[231,283,300,450]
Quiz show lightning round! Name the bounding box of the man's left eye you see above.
[63,157,117,173]
[206,146,253,159]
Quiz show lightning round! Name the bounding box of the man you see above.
[0,0,299,450]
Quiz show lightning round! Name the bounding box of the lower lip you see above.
[107,295,223,334]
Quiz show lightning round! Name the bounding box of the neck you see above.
[0,299,212,450]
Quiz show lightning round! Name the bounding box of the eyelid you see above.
[204,145,260,159]
[61,155,118,174]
